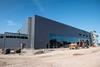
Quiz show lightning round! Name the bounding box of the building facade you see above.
[21,15,91,49]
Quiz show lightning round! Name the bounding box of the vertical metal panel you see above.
[28,16,35,49]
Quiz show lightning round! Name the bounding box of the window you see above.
[16,36,20,38]
[25,37,28,39]
[10,36,13,38]
[6,36,10,38]
[0,36,3,38]
[86,35,88,38]
[20,36,24,39]
[49,33,79,43]
[19,36,28,39]
[79,33,82,36]
[5,35,28,39]
[13,36,17,38]
[6,36,16,38]
[83,34,85,37]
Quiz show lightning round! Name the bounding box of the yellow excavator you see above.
[69,43,78,49]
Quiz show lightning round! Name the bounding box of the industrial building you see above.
[20,15,91,49]
[0,15,92,50]
[0,32,29,49]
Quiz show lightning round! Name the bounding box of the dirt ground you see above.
[0,47,100,67]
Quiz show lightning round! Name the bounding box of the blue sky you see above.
[0,0,100,41]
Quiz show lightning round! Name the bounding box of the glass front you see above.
[49,33,80,43]
[47,33,90,48]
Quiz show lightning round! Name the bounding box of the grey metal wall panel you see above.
[28,17,35,49]
[5,38,28,49]
[0,38,4,48]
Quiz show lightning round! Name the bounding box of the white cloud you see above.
[7,20,16,26]
[33,0,45,13]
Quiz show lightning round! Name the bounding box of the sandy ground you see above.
[0,47,100,67]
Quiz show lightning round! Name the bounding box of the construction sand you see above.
[0,47,100,67]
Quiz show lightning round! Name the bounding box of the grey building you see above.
[0,32,29,49]
[21,15,91,49]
